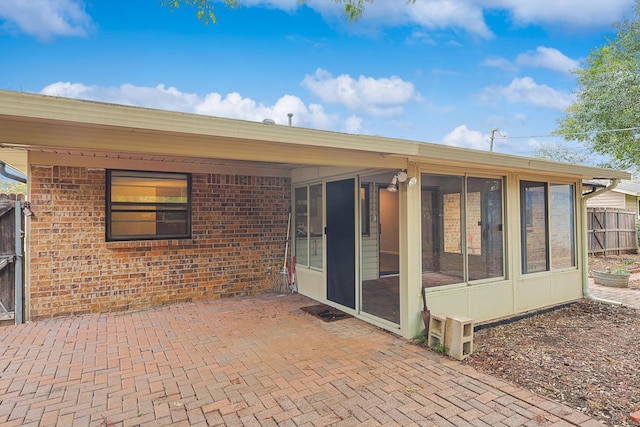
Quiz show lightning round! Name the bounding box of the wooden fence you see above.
[587,208,638,255]
[0,194,25,318]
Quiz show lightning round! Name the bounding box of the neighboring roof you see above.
[583,180,640,196]
[0,90,632,181]
[613,181,640,196]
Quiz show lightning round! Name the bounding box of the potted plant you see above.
[592,266,630,288]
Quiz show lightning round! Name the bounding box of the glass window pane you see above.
[309,184,323,269]
[111,211,157,236]
[466,191,482,255]
[421,174,464,286]
[521,181,548,273]
[294,187,308,266]
[360,185,370,236]
[111,175,188,203]
[157,211,189,236]
[443,193,462,254]
[467,178,504,280]
[550,184,575,269]
[108,170,190,241]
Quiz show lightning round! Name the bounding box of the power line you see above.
[495,126,640,140]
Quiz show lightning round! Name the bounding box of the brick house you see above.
[0,90,630,338]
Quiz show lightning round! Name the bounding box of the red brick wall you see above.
[28,166,290,319]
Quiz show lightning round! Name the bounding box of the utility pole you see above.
[490,127,498,152]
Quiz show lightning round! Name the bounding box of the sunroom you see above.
[292,163,621,339]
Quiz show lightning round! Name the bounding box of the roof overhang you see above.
[0,147,27,176]
[0,90,632,181]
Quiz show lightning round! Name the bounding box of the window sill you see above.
[105,239,195,250]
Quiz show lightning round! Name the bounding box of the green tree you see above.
[0,180,26,195]
[555,1,640,173]
[533,142,591,165]
[162,0,412,24]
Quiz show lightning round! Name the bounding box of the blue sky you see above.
[0,0,635,157]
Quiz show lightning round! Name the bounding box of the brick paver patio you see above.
[0,293,604,426]
[589,273,640,309]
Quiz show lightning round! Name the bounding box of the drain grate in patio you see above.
[301,304,352,322]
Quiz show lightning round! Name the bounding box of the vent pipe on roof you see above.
[287,113,293,126]
[0,161,26,183]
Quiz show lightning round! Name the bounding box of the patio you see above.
[0,293,603,426]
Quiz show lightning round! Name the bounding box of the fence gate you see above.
[587,207,638,256]
[0,194,25,323]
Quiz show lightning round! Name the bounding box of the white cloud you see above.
[301,68,420,117]
[41,82,201,112]
[441,125,490,151]
[480,77,575,110]
[40,82,348,131]
[516,46,579,74]
[489,0,633,28]
[406,0,492,38]
[293,0,631,38]
[0,0,93,41]
[343,115,363,134]
[441,125,533,155]
[2,0,633,42]
[406,30,436,45]
[485,47,578,75]
[278,0,493,39]
[483,57,518,73]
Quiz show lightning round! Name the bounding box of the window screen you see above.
[107,170,191,241]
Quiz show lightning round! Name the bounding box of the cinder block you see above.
[445,315,474,360]
[427,313,447,348]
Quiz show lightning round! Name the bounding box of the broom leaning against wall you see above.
[272,211,292,293]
